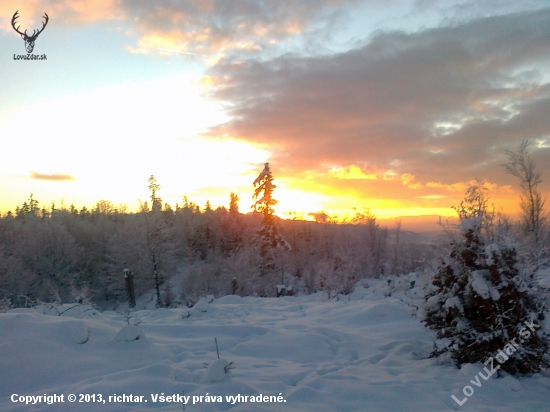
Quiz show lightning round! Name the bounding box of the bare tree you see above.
[502,139,546,243]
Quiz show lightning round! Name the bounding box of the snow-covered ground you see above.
[1,276,550,411]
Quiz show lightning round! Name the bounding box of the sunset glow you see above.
[1,1,549,226]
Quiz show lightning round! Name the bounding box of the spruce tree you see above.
[142,175,175,307]
[252,163,290,275]
[221,193,243,256]
[425,184,549,374]
[148,175,162,212]
[229,192,239,214]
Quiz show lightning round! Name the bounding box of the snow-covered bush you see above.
[425,184,549,374]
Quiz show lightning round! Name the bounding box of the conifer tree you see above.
[252,163,290,276]
[229,192,239,214]
[425,184,549,374]
[148,175,162,212]
[142,175,175,306]
[221,193,243,255]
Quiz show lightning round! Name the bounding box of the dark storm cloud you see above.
[206,8,550,189]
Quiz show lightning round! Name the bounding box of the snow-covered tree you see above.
[140,176,176,306]
[425,184,549,374]
[252,163,290,276]
[351,208,388,277]
[220,193,243,256]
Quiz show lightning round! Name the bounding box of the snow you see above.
[215,295,242,304]
[114,325,143,342]
[1,277,550,411]
[537,268,550,288]
[457,217,482,232]
[489,287,501,301]
[444,297,463,313]
[470,270,491,299]
[470,270,501,301]
[206,359,231,382]
[192,298,210,313]
[69,320,90,344]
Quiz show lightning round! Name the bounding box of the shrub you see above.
[425,184,549,374]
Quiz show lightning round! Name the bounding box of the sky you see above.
[1,0,550,222]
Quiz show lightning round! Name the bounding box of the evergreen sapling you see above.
[425,184,549,374]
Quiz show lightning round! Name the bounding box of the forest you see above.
[0,142,548,315]
[1,142,550,374]
[0,163,437,310]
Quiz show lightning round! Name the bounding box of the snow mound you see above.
[149,308,175,318]
[206,358,230,382]
[113,325,143,342]
[193,298,210,313]
[66,320,89,344]
[499,376,522,392]
[215,295,242,304]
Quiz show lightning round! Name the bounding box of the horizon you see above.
[1,1,549,222]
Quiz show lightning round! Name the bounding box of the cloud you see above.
[121,0,364,56]
[330,165,378,180]
[0,0,122,30]
[30,172,75,181]
[205,7,550,197]
[1,0,361,57]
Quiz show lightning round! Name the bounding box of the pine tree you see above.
[252,163,290,276]
[425,184,549,374]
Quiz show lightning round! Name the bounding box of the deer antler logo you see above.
[11,11,49,54]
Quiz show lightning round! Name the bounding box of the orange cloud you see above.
[205,8,550,216]
[330,165,377,180]
[426,179,501,192]
[400,173,424,189]
[0,0,122,31]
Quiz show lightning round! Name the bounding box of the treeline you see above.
[1,140,546,310]
[0,193,430,309]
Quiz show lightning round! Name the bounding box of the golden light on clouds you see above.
[400,173,423,189]
[1,1,548,224]
[329,165,377,180]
